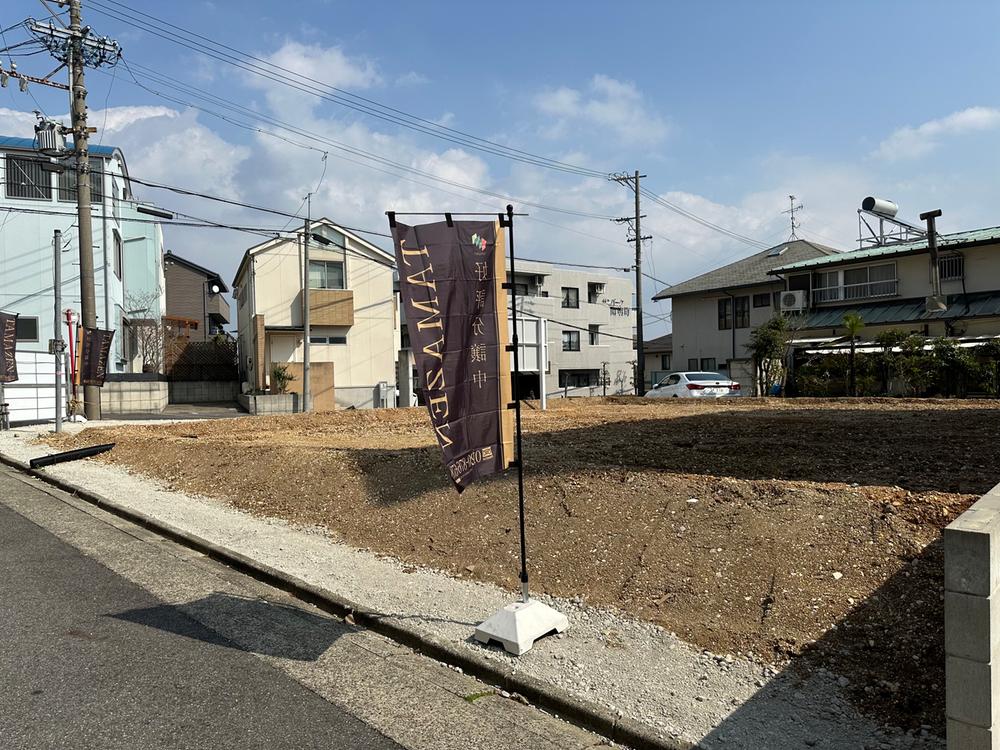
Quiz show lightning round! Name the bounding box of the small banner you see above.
[79,326,115,386]
[0,311,18,383]
[391,218,515,492]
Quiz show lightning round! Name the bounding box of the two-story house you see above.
[163,250,230,340]
[768,224,1000,342]
[232,219,399,410]
[652,239,840,385]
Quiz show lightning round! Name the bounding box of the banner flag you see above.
[79,327,115,387]
[391,219,515,492]
[0,311,18,383]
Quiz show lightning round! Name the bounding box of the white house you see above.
[232,219,400,410]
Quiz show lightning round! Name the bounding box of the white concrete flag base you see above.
[474,599,569,656]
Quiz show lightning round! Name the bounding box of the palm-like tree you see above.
[843,312,865,396]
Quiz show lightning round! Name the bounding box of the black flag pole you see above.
[502,203,530,603]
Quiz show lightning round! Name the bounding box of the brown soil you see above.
[50,397,1000,731]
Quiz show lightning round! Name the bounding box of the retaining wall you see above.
[101,380,169,415]
[945,485,1000,748]
[237,393,299,415]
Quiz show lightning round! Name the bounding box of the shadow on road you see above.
[110,592,347,661]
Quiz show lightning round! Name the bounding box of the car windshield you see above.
[687,372,726,381]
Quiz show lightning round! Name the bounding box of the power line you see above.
[87,0,609,179]
[108,57,616,222]
[639,186,769,250]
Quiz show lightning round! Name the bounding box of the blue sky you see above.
[3,0,1000,333]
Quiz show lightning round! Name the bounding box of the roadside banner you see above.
[0,311,18,383]
[391,219,514,491]
[79,327,115,386]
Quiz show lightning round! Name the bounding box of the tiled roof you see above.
[770,226,1000,274]
[645,333,672,352]
[652,239,840,300]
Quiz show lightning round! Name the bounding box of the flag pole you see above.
[504,203,530,603]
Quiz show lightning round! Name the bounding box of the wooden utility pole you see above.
[613,172,651,395]
[69,0,99,419]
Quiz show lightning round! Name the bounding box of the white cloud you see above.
[247,40,381,117]
[874,106,1000,161]
[533,74,669,146]
[395,71,429,87]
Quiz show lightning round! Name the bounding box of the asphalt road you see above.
[0,494,402,750]
[0,466,600,750]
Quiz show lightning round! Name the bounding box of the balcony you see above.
[308,289,354,326]
[812,279,898,304]
[206,292,230,325]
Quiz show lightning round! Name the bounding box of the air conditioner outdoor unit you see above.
[780,289,807,313]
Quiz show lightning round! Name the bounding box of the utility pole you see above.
[68,0,98,419]
[601,361,609,397]
[52,230,63,433]
[613,171,651,396]
[25,3,119,419]
[301,194,312,413]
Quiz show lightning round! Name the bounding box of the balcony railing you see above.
[812,279,898,303]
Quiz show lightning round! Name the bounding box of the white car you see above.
[645,371,743,398]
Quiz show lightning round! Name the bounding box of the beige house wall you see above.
[233,227,398,408]
[671,281,782,373]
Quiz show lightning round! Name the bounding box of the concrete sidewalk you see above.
[0,467,601,750]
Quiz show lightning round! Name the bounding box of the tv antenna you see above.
[782,195,803,240]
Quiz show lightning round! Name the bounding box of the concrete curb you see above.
[0,449,694,750]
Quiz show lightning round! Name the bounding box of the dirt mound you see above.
[51,397,1000,731]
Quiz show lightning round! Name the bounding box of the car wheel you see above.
[672,394,678,398]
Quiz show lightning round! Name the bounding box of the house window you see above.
[588,282,603,304]
[308,260,346,290]
[561,330,580,351]
[559,370,597,387]
[58,161,104,203]
[309,335,347,345]
[15,316,39,342]
[700,357,717,371]
[753,293,771,308]
[661,354,671,370]
[5,156,51,200]
[588,324,600,345]
[513,282,528,296]
[687,358,698,370]
[734,296,750,328]
[717,298,732,330]
[561,287,579,308]
[113,229,123,280]
[939,255,964,280]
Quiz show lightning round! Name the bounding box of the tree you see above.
[873,329,907,395]
[978,339,1000,397]
[746,315,794,396]
[842,312,865,397]
[124,290,170,374]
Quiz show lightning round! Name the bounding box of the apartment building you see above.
[510,260,635,397]
[232,219,399,410]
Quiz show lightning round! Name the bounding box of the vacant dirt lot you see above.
[51,397,1000,731]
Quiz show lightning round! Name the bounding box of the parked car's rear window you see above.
[687,372,726,381]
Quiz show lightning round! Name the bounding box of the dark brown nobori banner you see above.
[79,327,115,387]
[391,219,515,492]
[0,311,18,383]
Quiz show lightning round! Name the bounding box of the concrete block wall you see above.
[101,381,169,415]
[236,393,299,415]
[945,488,1000,748]
[168,380,239,404]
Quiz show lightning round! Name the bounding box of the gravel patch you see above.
[0,424,944,749]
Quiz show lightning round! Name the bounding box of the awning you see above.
[800,292,1000,329]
